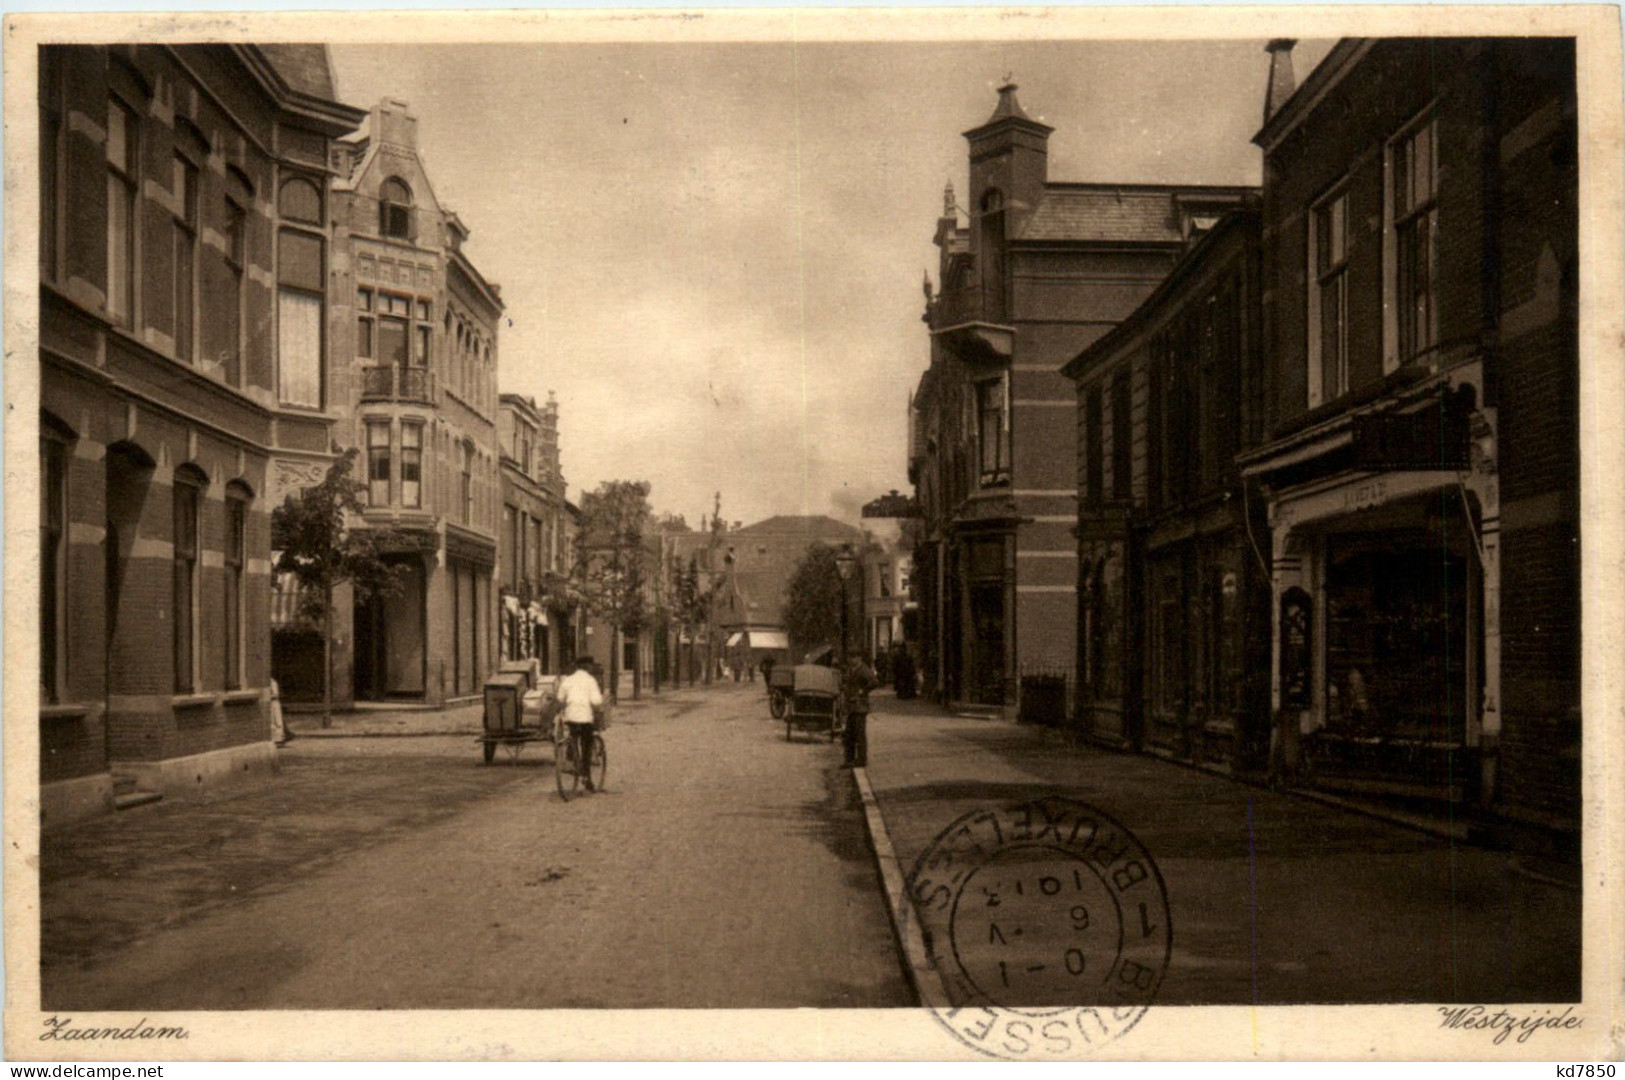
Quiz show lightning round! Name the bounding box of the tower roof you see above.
[964,81,1054,140]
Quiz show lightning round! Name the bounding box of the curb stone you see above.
[852,766,952,1011]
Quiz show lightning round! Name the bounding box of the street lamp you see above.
[835,543,858,667]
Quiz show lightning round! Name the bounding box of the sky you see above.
[329,38,1333,527]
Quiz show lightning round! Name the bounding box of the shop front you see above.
[1254,382,1497,806]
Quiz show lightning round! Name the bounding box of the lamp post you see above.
[835,543,858,667]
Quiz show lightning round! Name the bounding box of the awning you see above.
[749,631,790,651]
[726,632,743,648]
[270,569,310,630]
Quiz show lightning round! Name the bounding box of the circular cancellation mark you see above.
[906,795,1173,1059]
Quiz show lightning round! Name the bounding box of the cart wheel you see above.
[770,692,788,720]
[482,740,496,765]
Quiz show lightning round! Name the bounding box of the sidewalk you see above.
[859,699,1580,1006]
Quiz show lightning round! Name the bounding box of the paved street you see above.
[40,683,911,1010]
[862,698,1582,1006]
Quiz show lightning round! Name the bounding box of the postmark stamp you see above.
[906,796,1172,1059]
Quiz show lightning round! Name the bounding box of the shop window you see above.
[366,421,391,507]
[173,470,204,693]
[379,177,413,240]
[1387,110,1439,368]
[106,97,138,326]
[278,228,325,408]
[1309,187,1350,404]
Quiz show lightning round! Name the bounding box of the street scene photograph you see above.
[9,9,1619,1062]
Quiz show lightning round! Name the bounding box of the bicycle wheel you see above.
[555,737,580,801]
[589,734,607,791]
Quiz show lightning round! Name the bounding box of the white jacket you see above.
[557,669,604,726]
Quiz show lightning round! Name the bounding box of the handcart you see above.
[768,664,794,719]
[785,663,846,743]
[477,671,559,764]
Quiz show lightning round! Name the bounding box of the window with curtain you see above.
[401,423,423,508]
[367,421,391,507]
[976,377,1009,486]
[106,98,138,326]
[278,228,324,408]
[173,475,201,693]
[224,491,246,689]
[173,156,198,364]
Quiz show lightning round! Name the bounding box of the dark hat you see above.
[575,654,597,667]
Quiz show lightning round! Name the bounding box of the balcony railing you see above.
[360,365,432,403]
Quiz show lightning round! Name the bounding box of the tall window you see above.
[40,52,63,278]
[173,474,201,693]
[1111,371,1132,502]
[279,177,321,226]
[1084,382,1104,509]
[503,505,518,590]
[379,177,412,240]
[976,377,1009,486]
[224,199,245,385]
[366,421,391,506]
[357,287,374,358]
[172,156,199,363]
[1311,189,1349,403]
[106,98,138,326]
[400,423,423,508]
[379,293,410,374]
[278,228,324,408]
[461,444,474,524]
[1390,112,1438,365]
[41,428,68,702]
[224,490,246,689]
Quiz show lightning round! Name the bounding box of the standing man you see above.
[841,654,878,769]
[558,654,604,792]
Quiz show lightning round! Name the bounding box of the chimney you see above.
[372,97,418,150]
[1263,39,1298,124]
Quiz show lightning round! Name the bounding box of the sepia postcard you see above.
[4,5,1622,1062]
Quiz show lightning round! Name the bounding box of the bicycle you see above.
[554,724,607,802]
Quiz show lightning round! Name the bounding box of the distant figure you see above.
[891,645,917,701]
[841,656,878,769]
[760,655,776,686]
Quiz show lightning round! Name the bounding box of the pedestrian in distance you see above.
[558,654,605,792]
[841,654,878,769]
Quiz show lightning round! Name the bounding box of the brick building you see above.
[1239,39,1579,851]
[38,45,364,822]
[910,82,1250,708]
[497,392,576,674]
[1063,207,1273,765]
[299,98,504,707]
[715,515,866,668]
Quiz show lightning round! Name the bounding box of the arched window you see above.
[379,177,413,240]
[279,177,321,225]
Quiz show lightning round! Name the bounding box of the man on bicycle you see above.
[557,654,604,792]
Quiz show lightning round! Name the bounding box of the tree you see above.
[783,543,847,661]
[271,449,405,728]
[670,554,711,688]
[575,480,653,701]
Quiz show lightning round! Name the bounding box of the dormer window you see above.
[379,177,413,240]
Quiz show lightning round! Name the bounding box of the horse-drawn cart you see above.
[784,663,846,742]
